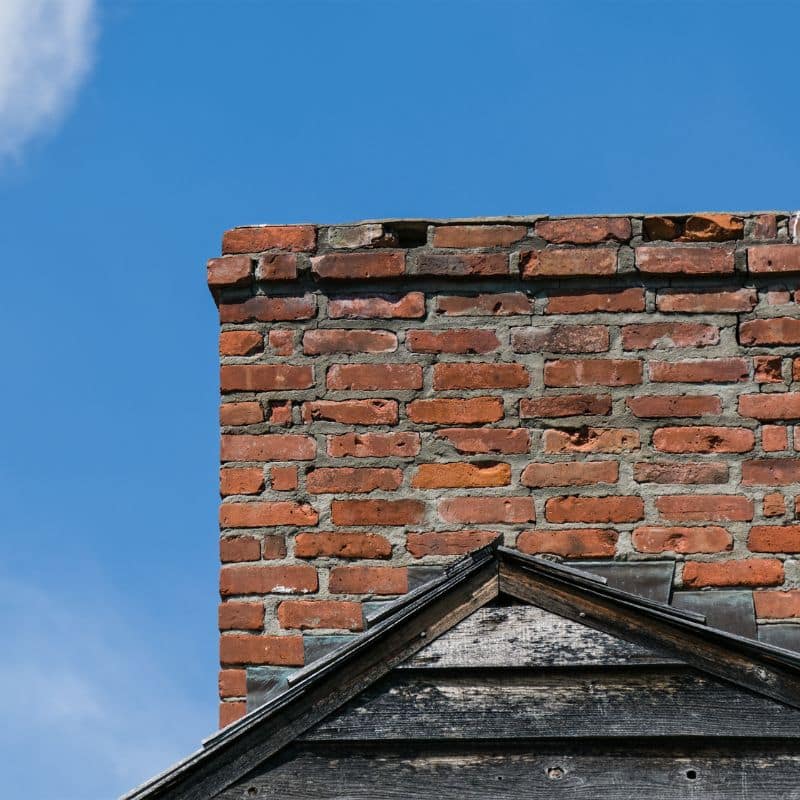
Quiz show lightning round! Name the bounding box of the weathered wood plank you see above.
[221,745,800,800]
[302,667,800,741]
[400,605,682,669]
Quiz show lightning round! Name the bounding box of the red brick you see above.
[739,394,800,420]
[268,401,292,425]
[219,702,247,727]
[763,426,788,452]
[223,225,316,254]
[742,459,800,485]
[329,566,408,595]
[269,464,296,490]
[740,318,800,346]
[511,325,609,354]
[535,217,631,244]
[652,426,754,454]
[752,214,778,240]
[520,394,612,418]
[218,601,264,631]
[219,564,318,596]
[294,531,392,559]
[219,330,263,356]
[256,253,297,280]
[303,329,397,354]
[433,363,529,390]
[406,530,498,557]
[754,590,800,618]
[407,397,504,425]
[262,534,287,559]
[220,467,264,496]
[268,329,293,355]
[328,293,425,319]
[306,467,402,494]
[755,356,783,383]
[643,216,681,240]
[545,496,644,524]
[545,288,645,314]
[407,329,500,354]
[411,253,508,277]
[436,292,532,316]
[683,559,784,588]
[749,244,800,273]
[220,502,318,528]
[680,214,744,242]
[220,434,315,461]
[436,427,530,454]
[544,359,642,387]
[521,248,616,278]
[311,251,405,279]
[277,600,364,631]
[543,428,639,454]
[521,461,618,487]
[656,288,757,313]
[621,323,719,350]
[433,224,527,248]
[331,499,425,526]
[634,462,728,484]
[627,395,721,418]
[438,496,535,524]
[763,493,786,517]
[220,536,262,563]
[218,669,246,698]
[208,256,252,287]
[302,399,398,425]
[328,432,420,458]
[655,494,753,522]
[632,526,732,554]
[327,364,422,390]
[219,633,305,666]
[794,359,800,382]
[749,525,800,553]
[220,364,313,392]
[220,402,263,426]
[636,245,734,275]
[219,294,316,323]
[766,290,792,304]
[412,462,511,489]
[649,358,748,383]
[517,528,618,558]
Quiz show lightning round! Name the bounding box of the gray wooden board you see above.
[302,667,800,741]
[220,744,800,800]
[400,605,683,669]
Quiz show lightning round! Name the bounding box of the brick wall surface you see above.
[210,211,800,724]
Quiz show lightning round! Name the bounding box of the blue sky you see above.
[1,1,798,797]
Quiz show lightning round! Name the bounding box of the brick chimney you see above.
[209,212,800,726]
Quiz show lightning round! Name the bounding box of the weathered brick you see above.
[545,496,644,524]
[208,256,252,287]
[763,493,786,517]
[754,356,783,384]
[519,394,612,418]
[220,434,316,462]
[219,601,264,631]
[411,252,508,277]
[511,325,609,354]
[412,462,511,489]
[294,531,392,559]
[406,530,498,557]
[643,216,681,240]
[742,459,800,485]
[222,225,316,254]
[220,364,313,392]
[220,294,316,323]
[633,526,732,554]
[220,467,264,496]
[754,590,800,618]
[327,364,423,390]
[636,245,734,275]
[306,467,402,494]
[331,499,425,526]
[218,669,246,698]
[521,461,618,487]
[762,426,788,452]
[438,496,535,524]
[436,427,530,454]
[433,363,529,390]
[544,359,642,387]
[751,214,778,240]
[680,214,744,242]
[543,428,638,454]
[277,600,364,631]
[219,702,247,727]
[621,323,719,350]
[656,288,756,313]
[627,395,722,418]
[303,329,397,355]
[262,534,287,559]
[407,397,504,424]
[219,633,305,666]
[302,399,398,425]
[270,465,297,491]
[219,330,263,356]
[311,251,405,279]
[268,329,294,355]
[326,223,397,249]
[517,528,618,558]
[535,217,631,244]
[407,329,500,354]
[220,502,319,528]
[433,224,527,248]
[328,293,425,319]
[256,254,297,281]
[521,248,616,278]
[327,432,420,458]
[219,565,318,596]
[633,461,728,484]
[749,244,800,273]
[740,318,800,346]
[683,559,783,588]
[220,402,263,426]
[652,426,754,453]
[545,288,645,314]
[649,358,748,383]
[329,566,407,595]
[749,525,800,552]
[220,536,262,563]
[739,394,800,420]
[655,495,753,522]
[436,292,532,316]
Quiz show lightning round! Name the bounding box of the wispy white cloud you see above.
[0,0,97,157]
[0,573,209,800]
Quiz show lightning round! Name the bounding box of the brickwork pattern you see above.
[210,211,800,723]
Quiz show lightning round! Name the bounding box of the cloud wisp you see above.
[0,0,97,158]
